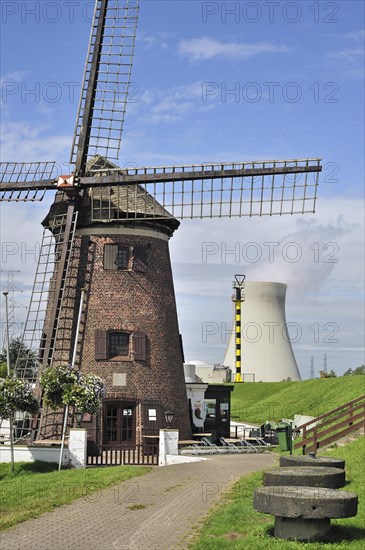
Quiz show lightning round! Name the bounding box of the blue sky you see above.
[0,0,364,378]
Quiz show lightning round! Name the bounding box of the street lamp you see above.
[74,410,84,427]
[164,408,174,429]
[2,291,14,471]
[2,292,10,376]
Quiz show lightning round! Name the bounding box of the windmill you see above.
[0,0,322,446]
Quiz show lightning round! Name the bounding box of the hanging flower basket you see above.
[0,377,39,420]
[40,365,105,414]
[64,374,106,414]
[40,364,80,410]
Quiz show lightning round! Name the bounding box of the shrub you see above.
[0,377,39,419]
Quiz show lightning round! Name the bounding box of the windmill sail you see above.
[0,161,56,201]
[1,0,324,444]
[70,0,139,173]
[86,157,321,220]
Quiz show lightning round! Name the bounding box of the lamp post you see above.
[2,292,10,376]
[74,410,84,427]
[164,408,174,429]
[3,291,14,471]
[59,288,86,471]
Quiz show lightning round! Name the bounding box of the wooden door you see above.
[104,402,136,445]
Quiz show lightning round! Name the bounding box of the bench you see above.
[254,486,358,540]
[33,439,67,446]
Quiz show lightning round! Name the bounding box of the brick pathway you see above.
[0,453,277,550]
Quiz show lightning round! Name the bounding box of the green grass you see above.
[231,376,365,424]
[0,460,151,530]
[191,437,365,549]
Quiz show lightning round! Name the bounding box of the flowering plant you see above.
[64,374,106,414]
[0,377,39,419]
[40,365,105,414]
[40,364,80,409]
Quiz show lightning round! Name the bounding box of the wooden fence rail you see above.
[294,393,365,455]
[87,444,159,467]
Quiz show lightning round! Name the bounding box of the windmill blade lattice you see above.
[88,158,321,220]
[14,209,79,383]
[0,161,56,201]
[70,0,139,173]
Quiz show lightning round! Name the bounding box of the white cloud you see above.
[178,37,289,61]
[343,30,365,41]
[137,32,172,50]
[131,81,212,125]
[0,121,71,163]
[0,70,29,88]
[170,196,364,376]
[326,47,364,65]
[325,30,364,77]
[0,71,30,115]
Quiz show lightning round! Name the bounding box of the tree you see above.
[0,337,38,379]
[0,363,8,378]
[353,365,365,375]
[0,377,39,472]
[326,369,337,378]
[0,378,39,420]
[344,365,365,376]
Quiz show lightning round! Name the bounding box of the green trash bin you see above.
[276,422,291,452]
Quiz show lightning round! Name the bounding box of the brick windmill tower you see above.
[0,0,322,449]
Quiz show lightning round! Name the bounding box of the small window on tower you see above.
[104,244,131,270]
[95,329,147,362]
[109,332,130,358]
[116,246,129,270]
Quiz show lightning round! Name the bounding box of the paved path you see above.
[0,453,277,550]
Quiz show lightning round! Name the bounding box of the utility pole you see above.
[323,353,328,374]
[310,355,315,379]
[1,270,22,346]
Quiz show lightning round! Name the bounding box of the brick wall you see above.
[38,220,192,442]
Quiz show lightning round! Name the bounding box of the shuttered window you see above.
[95,329,147,361]
[109,332,129,357]
[95,329,107,360]
[104,244,148,272]
[104,244,130,270]
[133,331,146,361]
[115,247,129,270]
[104,245,118,270]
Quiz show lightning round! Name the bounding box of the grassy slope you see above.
[0,461,151,530]
[231,376,365,424]
[191,437,365,550]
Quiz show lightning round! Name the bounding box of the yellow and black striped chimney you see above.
[233,274,245,383]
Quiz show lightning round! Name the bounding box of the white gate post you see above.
[159,429,179,466]
[69,428,87,468]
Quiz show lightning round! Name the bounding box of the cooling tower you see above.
[224,282,301,382]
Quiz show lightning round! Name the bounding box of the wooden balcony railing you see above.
[294,393,365,455]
